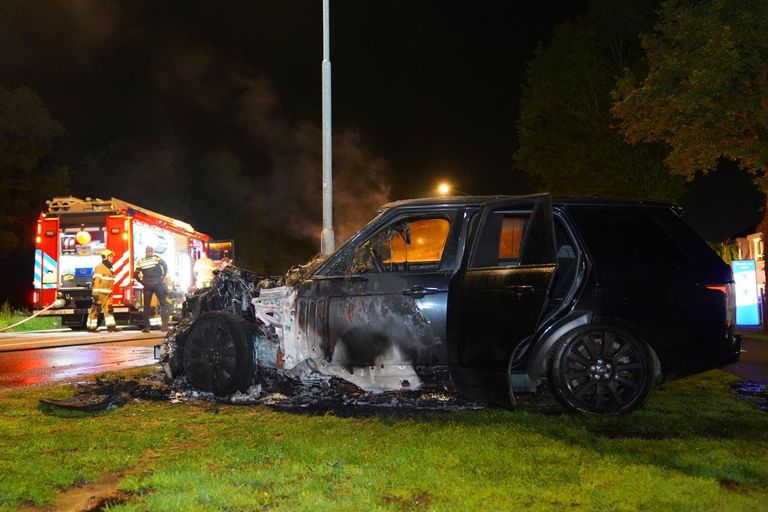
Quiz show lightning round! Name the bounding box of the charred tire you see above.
[548,325,654,415]
[181,311,255,396]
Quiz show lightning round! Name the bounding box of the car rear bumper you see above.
[669,333,741,380]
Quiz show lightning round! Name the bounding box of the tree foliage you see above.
[0,85,68,260]
[612,0,768,188]
[515,0,685,202]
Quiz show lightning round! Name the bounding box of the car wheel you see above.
[549,325,654,414]
[182,311,255,396]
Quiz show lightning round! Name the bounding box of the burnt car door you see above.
[449,196,557,404]
[296,208,464,389]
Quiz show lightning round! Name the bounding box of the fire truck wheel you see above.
[181,311,255,396]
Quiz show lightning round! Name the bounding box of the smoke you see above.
[240,78,391,243]
[1,1,392,249]
[150,43,392,245]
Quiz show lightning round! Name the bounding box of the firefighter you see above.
[87,249,118,332]
[134,245,169,332]
[192,251,216,289]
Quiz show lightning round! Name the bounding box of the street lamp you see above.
[435,182,469,196]
[436,182,452,196]
[320,0,335,255]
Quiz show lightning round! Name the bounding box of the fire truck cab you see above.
[32,196,215,330]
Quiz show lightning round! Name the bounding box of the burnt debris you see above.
[40,368,485,416]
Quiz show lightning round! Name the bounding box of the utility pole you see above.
[320,0,335,255]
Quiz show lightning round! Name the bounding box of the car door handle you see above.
[506,285,534,297]
[402,286,445,299]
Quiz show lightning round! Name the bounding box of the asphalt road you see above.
[726,335,768,383]
[0,329,164,388]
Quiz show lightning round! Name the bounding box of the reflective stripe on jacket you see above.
[92,262,115,297]
[134,255,168,283]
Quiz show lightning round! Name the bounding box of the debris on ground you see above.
[39,373,170,412]
[733,380,768,412]
[40,369,486,415]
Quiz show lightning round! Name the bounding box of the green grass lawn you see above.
[0,302,61,332]
[0,370,767,511]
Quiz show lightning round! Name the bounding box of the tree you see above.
[516,0,685,202]
[0,84,68,260]
[612,0,768,204]
[612,0,768,328]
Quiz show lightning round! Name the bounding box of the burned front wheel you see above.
[181,311,255,396]
[548,325,654,414]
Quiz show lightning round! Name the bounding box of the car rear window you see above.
[649,207,730,281]
[567,206,689,268]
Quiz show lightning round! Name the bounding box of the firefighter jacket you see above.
[92,261,115,297]
[134,254,168,286]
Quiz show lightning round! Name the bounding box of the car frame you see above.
[160,194,741,414]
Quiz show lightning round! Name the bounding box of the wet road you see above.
[0,329,164,388]
[726,336,768,383]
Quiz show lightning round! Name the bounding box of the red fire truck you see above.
[31,196,227,329]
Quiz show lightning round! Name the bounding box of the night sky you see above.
[0,1,763,271]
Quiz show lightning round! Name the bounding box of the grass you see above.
[0,301,61,332]
[0,370,767,511]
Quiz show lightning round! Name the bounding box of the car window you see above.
[347,217,451,274]
[471,212,529,268]
[568,206,688,268]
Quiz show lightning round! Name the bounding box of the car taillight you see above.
[706,283,735,328]
[31,291,40,305]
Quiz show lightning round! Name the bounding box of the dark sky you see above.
[0,0,762,254]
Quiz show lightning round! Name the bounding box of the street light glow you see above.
[437,182,452,196]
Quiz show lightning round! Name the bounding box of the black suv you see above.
[162,195,740,415]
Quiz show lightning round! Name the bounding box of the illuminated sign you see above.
[732,260,760,326]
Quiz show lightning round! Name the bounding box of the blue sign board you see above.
[732,260,760,326]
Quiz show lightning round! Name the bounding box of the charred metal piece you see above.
[40,375,171,412]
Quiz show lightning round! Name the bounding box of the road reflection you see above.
[0,343,157,388]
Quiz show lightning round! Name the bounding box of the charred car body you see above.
[157,195,740,414]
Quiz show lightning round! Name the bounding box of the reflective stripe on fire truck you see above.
[33,249,57,289]
[111,251,131,288]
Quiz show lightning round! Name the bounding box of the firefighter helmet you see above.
[101,249,115,258]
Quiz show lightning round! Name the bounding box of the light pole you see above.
[320,0,335,255]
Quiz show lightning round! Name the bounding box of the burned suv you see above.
[159,195,740,414]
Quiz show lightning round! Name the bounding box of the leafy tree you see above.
[612,0,768,212]
[612,0,768,327]
[0,84,68,260]
[516,0,685,202]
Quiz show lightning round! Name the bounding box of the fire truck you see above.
[31,196,229,329]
